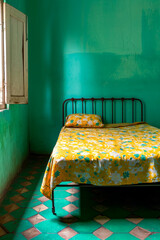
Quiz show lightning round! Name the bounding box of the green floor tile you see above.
[12,177,26,184]
[32,192,43,197]
[1,197,13,206]
[2,156,160,240]
[107,233,139,240]
[4,190,18,199]
[59,181,73,185]
[74,200,80,207]
[54,191,71,198]
[146,233,160,240]
[25,184,37,191]
[33,233,63,240]
[30,178,39,184]
[0,207,7,216]
[43,200,52,208]
[32,184,42,191]
[18,174,31,179]
[0,233,27,240]
[74,192,80,198]
[80,207,98,220]
[39,208,58,219]
[71,234,99,240]
[35,219,67,233]
[22,208,38,219]
[15,220,33,233]
[11,183,24,189]
[0,234,13,240]
[34,172,43,177]
[138,218,160,232]
[17,199,42,208]
[34,178,42,184]
[70,208,81,218]
[55,186,73,191]
[4,219,32,233]
[55,198,70,208]
[21,191,34,199]
[44,199,70,217]
[104,219,136,233]
[104,207,130,219]
[10,208,25,219]
[57,207,71,217]
[10,207,37,219]
[32,192,43,198]
[70,221,101,233]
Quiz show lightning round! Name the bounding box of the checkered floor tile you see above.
[0,155,160,239]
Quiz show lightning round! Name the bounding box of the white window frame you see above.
[0,0,5,110]
[0,0,28,110]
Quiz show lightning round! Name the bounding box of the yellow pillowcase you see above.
[65,114,104,128]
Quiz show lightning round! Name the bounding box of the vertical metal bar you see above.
[72,98,74,114]
[82,98,84,113]
[102,98,104,122]
[52,189,56,215]
[62,102,65,126]
[122,98,124,123]
[112,98,114,123]
[92,98,94,114]
[141,101,143,121]
[132,98,134,123]
[62,98,143,126]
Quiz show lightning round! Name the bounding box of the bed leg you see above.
[52,189,56,215]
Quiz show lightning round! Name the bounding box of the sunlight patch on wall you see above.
[64,55,82,98]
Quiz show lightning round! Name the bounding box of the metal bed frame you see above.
[52,97,144,215]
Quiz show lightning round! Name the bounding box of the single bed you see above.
[40,98,160,215]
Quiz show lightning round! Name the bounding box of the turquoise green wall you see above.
[5,0,27,13]
[28,0,160,154]
[0,0,29,198]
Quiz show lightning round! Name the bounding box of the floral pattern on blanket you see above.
[40,123,160,199]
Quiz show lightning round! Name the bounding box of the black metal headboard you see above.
[62,97,144,125]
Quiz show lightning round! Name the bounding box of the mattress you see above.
[41,123,160,199]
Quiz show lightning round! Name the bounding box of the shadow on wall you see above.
[28,0,66,154]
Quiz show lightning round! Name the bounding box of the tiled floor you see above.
[0,156,160,240]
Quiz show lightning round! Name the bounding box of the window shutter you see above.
[4,3,28,104]
[0,0,5,109]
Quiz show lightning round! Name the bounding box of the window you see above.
[0,1,28,110]
[0,0,4,109]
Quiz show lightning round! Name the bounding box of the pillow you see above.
[65,114,104,128]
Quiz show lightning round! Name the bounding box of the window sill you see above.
[0,104,8,112]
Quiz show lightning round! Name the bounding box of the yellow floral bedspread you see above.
[40,123,160,199]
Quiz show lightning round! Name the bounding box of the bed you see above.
[40,98,160,215]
